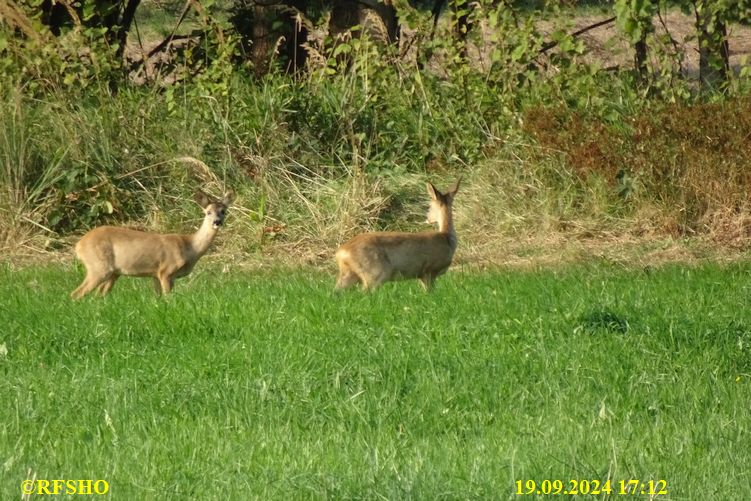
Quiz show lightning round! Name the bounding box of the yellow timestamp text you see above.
[515,479,668,496]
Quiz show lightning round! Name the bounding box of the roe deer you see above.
[71,190,235,299]
[335,178,460,291]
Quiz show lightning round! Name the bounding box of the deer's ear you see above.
[222,190,236,206]
[449,176,462,196]
[426,182,439,200]
[194,191,212,208]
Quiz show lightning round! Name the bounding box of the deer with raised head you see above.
[71,190,235,299]
[335,178,460,291]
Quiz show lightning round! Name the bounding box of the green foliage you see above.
[164,32,240,118]
[2,0,751,252]
[0,29,119,94]
[163,4,240,118]
[273,26,504,174]
[613,0,691,98]
[615,0,657,43]
[0,89,125,244]
[0,0,138,93]
[0,92,70,245]
[484,2,546,97]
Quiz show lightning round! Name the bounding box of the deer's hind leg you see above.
[335,252,362,290]
[419,274,436,292]
[359,262,393,291]
[361,271,390,291]
[71,277,96,299]
[335,267,361,290]
[358,252,393,291]
[96,274,119,296]
[71,269,114,299]
[71,244,116,299]
[157,271,175,295]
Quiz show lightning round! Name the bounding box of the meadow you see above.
[2,261,751,499]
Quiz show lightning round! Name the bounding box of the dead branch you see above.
[539,16,617,55]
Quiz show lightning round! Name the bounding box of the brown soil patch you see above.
[540,10,751,78]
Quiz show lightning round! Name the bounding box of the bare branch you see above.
[539,16,616,55]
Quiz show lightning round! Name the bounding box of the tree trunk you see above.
[250,4,274,77]
[115,0,141,60]
[234,1,308,77]
[632,12,653,87]
[40,0,79,35]
[330,0,399,45]
[283,5,308,74]
[695,1,730,90]
[634,36,648,84]
[451,0,472,56]
[427,0,471,63]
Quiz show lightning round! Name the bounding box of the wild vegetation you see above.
[1,0,751,263]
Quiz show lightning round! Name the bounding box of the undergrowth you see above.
[2,3,751,261]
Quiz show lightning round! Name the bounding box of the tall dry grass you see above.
[2,27,751,265]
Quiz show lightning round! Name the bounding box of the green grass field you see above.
[2,261,751,499]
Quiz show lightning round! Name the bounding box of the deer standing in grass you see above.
[335,178,460,291]
[71,190,235,299]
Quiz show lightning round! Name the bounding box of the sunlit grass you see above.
[2,262,751,499]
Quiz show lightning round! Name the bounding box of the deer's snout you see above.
[213,219,224,228]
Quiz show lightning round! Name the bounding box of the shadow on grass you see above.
[575,308,629,335]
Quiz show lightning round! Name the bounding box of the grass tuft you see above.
[575,309,630,335]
